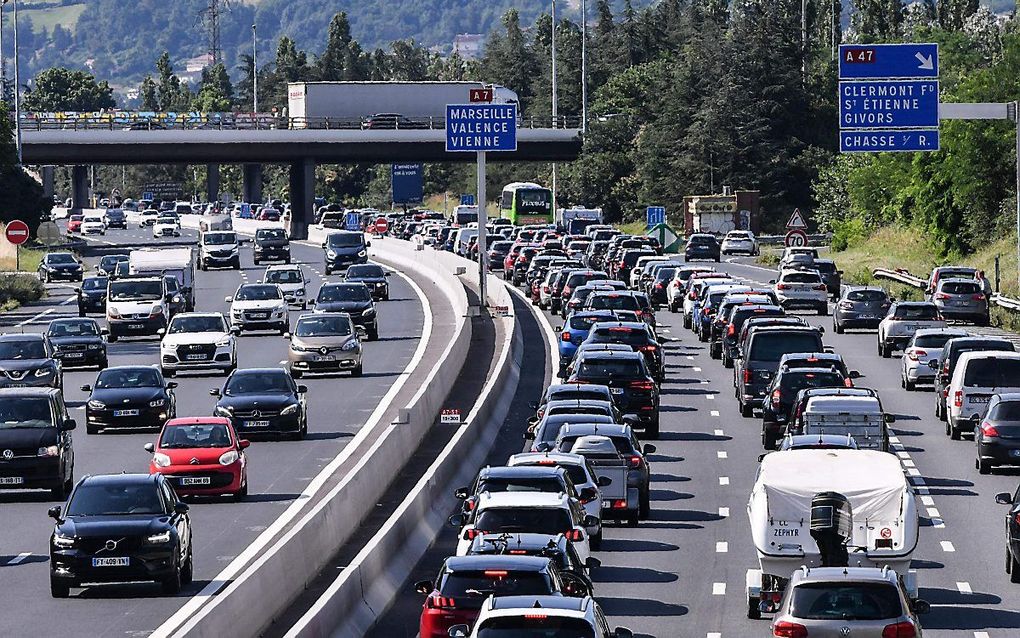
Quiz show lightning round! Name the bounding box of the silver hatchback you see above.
[772,567,928,638]
[286,313,363,378]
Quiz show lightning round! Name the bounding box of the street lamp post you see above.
[2,0,22,165]
[580,0,588,132]
[252,23,258,113]
[550,0,558,216]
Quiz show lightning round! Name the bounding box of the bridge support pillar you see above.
[71,165,89,213]
[206,163,220,203]
[41,166,55,202]
[288,158,314,241]
[243,164,263,204]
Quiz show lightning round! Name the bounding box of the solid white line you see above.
[941,541,956,552]
[716,542,728,553]
[975,632,991,638]
[151,264,434,638]
[712,582,726,595]
[719,476,729,486]
[717,451,728,459]
[707,633,722,638]
[7,552,30,565]
[957,582,972,594]
[710,410,720,417]
[718,507,729,517]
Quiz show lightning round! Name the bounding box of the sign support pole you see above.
[1015,101,1020,288]
[477,151,487,310]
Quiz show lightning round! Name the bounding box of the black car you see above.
[463,532,596,595]
[0,333,61,389]
[82,366,177,434]
[211,368,308,439]
[568,350,660,438]
[77,276,109,316]
[582,321,663,381]
[975,393,1020,474]
[833,287,891,333]
[0,387,75,499]
[719,305,787,368]
[104,208,127,229]
[96,254,129,277]
[253,227,291,265]
[812,259,843,300]
[735,326,825,418]
[761,366,849,449]
[344,263,390,301]
[45,317,108,369]
[685,234,721,262]
[996,484,1020,582]
[486,240,513,270]
[322,231,369,275]
[48,473,192,597]
[313,282,379,340]
[38,252,84,283]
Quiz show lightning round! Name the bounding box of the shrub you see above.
[0,274,45,310]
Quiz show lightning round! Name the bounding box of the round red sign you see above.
[783,229,808,248]
[880,527,892,539]
[374,217,389,234]
[4,220,30,246]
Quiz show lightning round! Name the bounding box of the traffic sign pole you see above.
[477,151,487,310]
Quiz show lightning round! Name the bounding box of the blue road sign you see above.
[840,129,940,153]
[142,191,154,201]
[446,104,518,153]
[239,203,252,218]
[839,43,938,80]
[460,194,476,206]
[391,163,424,205]
[839,80,939,129]
[344,211,362,231]
[646,206,666,229]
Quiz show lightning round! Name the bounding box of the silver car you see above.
[772,567,928,638]
[286,313,363,378]
[900,328,969,391]
[929,277,990,325]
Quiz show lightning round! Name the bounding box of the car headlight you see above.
[357,250,367,257]
[218,450,239,466]
[280,403,299,416]
[326,249,337,258]
[216,337,232,347]
[214,405,233,417]
[87,343,101,350]
[150,306,164,315]
[173,295,182,304]
[145,530,172,544]
[295,289,305,296]
[152,452,171,468]
[34,367,52,377]
[52,533,76,548]
[341,340,360,351]
[37,445,59,457]
[87,399,106,410]
[290,343,307,352]
[149,398,166,408]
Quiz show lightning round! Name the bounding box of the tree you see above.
[851,0,904,41]
[139,76,158,111]
[154,52,191,111]
[0,103,51,237]
[22,68,116,112]
[193,63,234,112]
[481,10,540,112]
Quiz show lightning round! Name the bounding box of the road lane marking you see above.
[906,468,920,476]
[975,632,990,638]
[889,436,900,444]
[902,459,916,468]
[921,496,935,505]
[717,451,728,459]
[941,541,956,552]
[6,552,31,565]
[718,507,729,517]
[707,634,721,638]
[957,582,972,594]
[926,507,941,518]
[714,429,724,436]
[693,367,702,372]
[686,356,694,360]
[710,410,720,417]
[707,394,715,400]
[896,451,910,459]
[719,477,729,486]
[930,517,945,529]
[716,542,728,553]
[712,582,726,595]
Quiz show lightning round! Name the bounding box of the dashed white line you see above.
[896,451,910,459]
[707,633,721,638]
[686,356,694,361]
[693,367,702,372]
[975,632,990,638]
[956,581,973,594]
[906,468,920,476]
[7,552,30,565]
[926,507,941,518]
[941,541,956,552]
[706,394,715,400]
[710,410,720,417]
[714,429,724,436]
[718,507,730,517]
[718,477,729,486]
[920,496,935,506]
[717,451,728,459]
[712,582,726,595]
[716,542,728,553]
[902,459,916,468]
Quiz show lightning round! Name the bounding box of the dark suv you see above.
[0,387,75,498]
[761,366,849,449]
[582,321,663,381]
[933,337,1015,421]
[720,304,786,368]
[568,350,660,438]
[253,228,291,265]
[735,326,825,418]
[685,234,721,262]
[0,333,61,389]
[322,231,369,275]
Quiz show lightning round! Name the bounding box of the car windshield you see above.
[941,281,981,295]
[295,315,353,337]
[575,358,644,378]
[257,229,286,240]
[235,285,281,301]
[477,478,565,494]
[96,368,162,388]
[100,256,126,269]
[589,326,650,346]
[328,233,364,247]
[347,265,385,278]
[847,290,887,302]
[224,372,292,395]
[318,284,370,302]
[782,372,846,393]
[913,334,960,349]
[169,315,226,334]
[964,358,1020,387]
[474,508,573,535]
[47,320,99,337]
[49,253,76,264]
[783,272,821,284]
[266,269,303,284]
[814,262,837,274]
[66,482,165,517]
[0,340,47,359]
[790,583,903,621]
[204,232,236,245]
[82,277,108,291]
[749,333,821,362]
[109,279,163,301]
[587,295,639,311]
[0,397,53,429]
[892,305,939,320]
[157,216,177,224]
[655,267,678,281]
[476,618,595,637]
[567,273,605,287]
[160,423,232,449]
[439,571,553,599]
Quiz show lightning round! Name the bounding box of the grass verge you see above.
[0,273,45,312]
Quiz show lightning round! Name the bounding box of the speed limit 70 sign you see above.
[784,230,808,248]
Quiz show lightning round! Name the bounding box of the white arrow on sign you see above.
[915,52,934,71]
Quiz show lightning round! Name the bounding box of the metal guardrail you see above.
[992,293,1020,312]
[872,268,928,289]
[758,233,831,247]
[13,112,583,132]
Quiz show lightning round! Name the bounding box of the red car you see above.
[145,417,249,500]
[67,214,83,233]
[259,208,281,221]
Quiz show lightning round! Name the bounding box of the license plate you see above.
[859,314,875,319]
[113,409,139,417]
[128,323,144,329]
[905,325,919,331]
[610,388,624,395]
[249,313,268,319]
[185,354,208,360]
[0,477,24,485]
[315,355,335,362]
[64,352,85,358]
[180,476,211,486]
[970,396,990,404]
[92,557,129,567]
[243,420,270,428]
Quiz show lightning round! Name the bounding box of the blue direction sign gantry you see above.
[839,43,939,79]
[446,104,518,153]
[840,129,940,153]
[839,80,939,129]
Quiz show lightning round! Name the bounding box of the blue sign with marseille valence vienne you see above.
[446,104,518,153]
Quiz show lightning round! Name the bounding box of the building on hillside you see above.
[453,34,485,59]
[177,53,214,86]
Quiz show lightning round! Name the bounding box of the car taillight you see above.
[563,286,572,295]
[770,389,781,407]
[776,284,788,290]
[954,390,963,408]
[688,291,696,299]
[464,528,482,540]
[426,593,457,609]
[465,499,476,510]
[543,285,550,292]
[612,499,627,509]
[727,324,735,336]
[935,293,950,300]
[483,570,508,577]
[981,421,1000,437]
[882,621,917,638]
[628,455,643,469]
[562,332,572,342]
[655,282,664,289]
[972,294,986,301]
[813,284,827,291]
[517,255,526,263]
[638,345,657,352]
[844,377,854,388]
[773,621,808,638]
[566,528,584,541]
[743,369,752,384]
[629,380,654,391]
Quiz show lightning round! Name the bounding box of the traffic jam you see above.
[1,206,393,599]
[392,208,1020,637]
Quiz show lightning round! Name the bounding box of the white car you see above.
[946,351,1020,440]
[262,264,308,308]
[451,596,630,638]
[138,209,160,227]
[878,301,946,358]
[454,492,594,566]
[629,256,670,289]
[773,269,828,315]
[152,214,181,238]
[901,328,969,391]
[508,451,605,549]
[80,214,107,235]
[683,276,735,328]
[721,230,758,256]
[226,283,289,334]
[158,312,236,376]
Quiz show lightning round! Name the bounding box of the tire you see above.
[723,354,734,369]
[881,345,891,359]
[747,597,762,620]
[683,315,691,329]
[324,267,331,276]
[978,456,991,475]
[232,258,241,270]
[834,321,843,334]
[950,421,962,441]
[50,480,68,501]
[351,363,364,377]
[1011,552,1020,583]
[235,478,249,502]
[50,576,70,599]
[904,377,916,392]
[162,369,175,378]
[710,343,720,360]
[297,419,308,440]
[160,562,182,595]
[639,489,650,519]
[99,358,109,370]
[108,332,118,343]
[762,430,778,451]
[180,550,194,585]
[290,369,303,379]
[278,324,287,336]
[253,258,259,266]
[740,401,753,418]
[590,530,603,551]
[86,421,99,435]
[368,329,379,341]
[818,304,828,316]
[627,515,638,528]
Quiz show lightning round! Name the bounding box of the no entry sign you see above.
[5,220,30,246]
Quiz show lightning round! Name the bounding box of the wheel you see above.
[290,369,303,379]
[950,421,962,441]
[162,369,175,378]
[50,576,70,598]
[285,257,291,265]
[1011,551,1020,583]
[160,562,182,595]
[278,324,287,336]
[904,377,915,391]
[834,321,843,334]
[644,421,660,439]
[253,258,259,266]
[180,550,194,585]
[86,421,99,435]
[232,258,241,270]
[590,530,603,551]
[301,302,307,310]
[108,332,118,343]
[723,353,734,369]
[747,596,762,620]
[297,419,308,440]
[710,343,720,359]
[351,363,363,377]
[235,478,249,502]
[978,456,991,475]
[324,267,331,276]
[762,430,778,451]
[368,329,379,341]
[639,489,650,519]
[818,304,828,316]
[627,516,638,528]
[683,315,691,329]
[881,345,891,358]
[740,401,753,418]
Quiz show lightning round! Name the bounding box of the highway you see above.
[0,222,432,637]
[378,256,1020,638]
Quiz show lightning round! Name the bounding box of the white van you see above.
[455,228,479,257]
[947,351,1020,439]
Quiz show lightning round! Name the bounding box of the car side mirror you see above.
[62,419,76,431]
[144,443,155,453]
[643,444,657,454]
[100,327,109,335]
[156,328,166,336]
[73,287,81,294]
[849,370,861,379]
[582,515,599,528]
[912,599,931,614]
[209,388,221,397]
[239,439,251,449]
[414,579,433,595]
[454,486,470,500]
[758,453,768,462]
[614,628,634,638]
[597,475,613,487]
[768,279,776,284]
[80,384,92,392]
[884,413,896,423]
[321,243,327,249]
[448,513,465,527]
[48,506,62,519]
[836,270,844,275]
[535,441,553,452]
[385,271,392,277]
[174,502,190,514]
[448,626,469,638]
[995,492,1013,505]
[224,296,233,303]
[297,384,308,394]
[283,332,292,339]
[166,382,178,390]
[366,241,372,247]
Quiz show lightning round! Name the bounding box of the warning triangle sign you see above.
[786,208,807,229]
